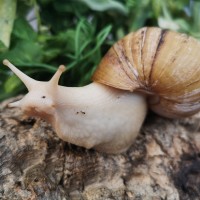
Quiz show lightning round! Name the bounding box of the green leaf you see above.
[0,0,17,47]
[0,40,7,52]
[4,75,22,93]
[175,19,190,32]
[192,1,200,33]
[0,40,42,63]
[12,17,37,41]
[152,0,162,18]
[42,48,61,62]
[78,0,128,14]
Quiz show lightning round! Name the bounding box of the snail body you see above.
[3,27,200,153]
[3,60,147,154]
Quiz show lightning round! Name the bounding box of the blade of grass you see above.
[15,63,57,72]
[81,25,112,60]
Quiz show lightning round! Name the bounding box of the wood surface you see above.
[0,96,200,200]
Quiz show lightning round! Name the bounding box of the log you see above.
[0,96,200,200]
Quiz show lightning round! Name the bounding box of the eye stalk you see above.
[3,59,66,90]
[3,59,38,91]
[49,65,66,87]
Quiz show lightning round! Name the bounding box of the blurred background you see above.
[0,0,199,101]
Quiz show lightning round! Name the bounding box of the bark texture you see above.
[0,96,200,200]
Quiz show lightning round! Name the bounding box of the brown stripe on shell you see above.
[149,29,168,85]
[151,34,190,90]
[185,78,200,88]
[140,28,148,87]
[113,37,140,89]
[92,45,138,91]
[113,43,133,83]
[128,27,148,85]
[150,32,200,100]
[127,34,141,82]
[123,33,143,83]
[130,34,137,78]
[173,79,200,102]
[140,27,162,88]
[151,35,189,92]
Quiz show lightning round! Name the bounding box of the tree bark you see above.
[0,96,200,200]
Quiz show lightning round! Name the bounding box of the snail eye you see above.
[41,96,46,99]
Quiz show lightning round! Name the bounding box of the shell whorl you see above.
[92,27,200,118]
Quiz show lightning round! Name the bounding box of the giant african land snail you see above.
[3,27,200,154]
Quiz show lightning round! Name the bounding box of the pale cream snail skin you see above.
[3,59,147,154]
[3,26,200,154]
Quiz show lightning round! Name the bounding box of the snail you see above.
[3,27,200,154]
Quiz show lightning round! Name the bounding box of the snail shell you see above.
[93,27,200,118]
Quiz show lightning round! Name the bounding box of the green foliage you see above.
[0,0,199,100]
[0,0,16,47]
